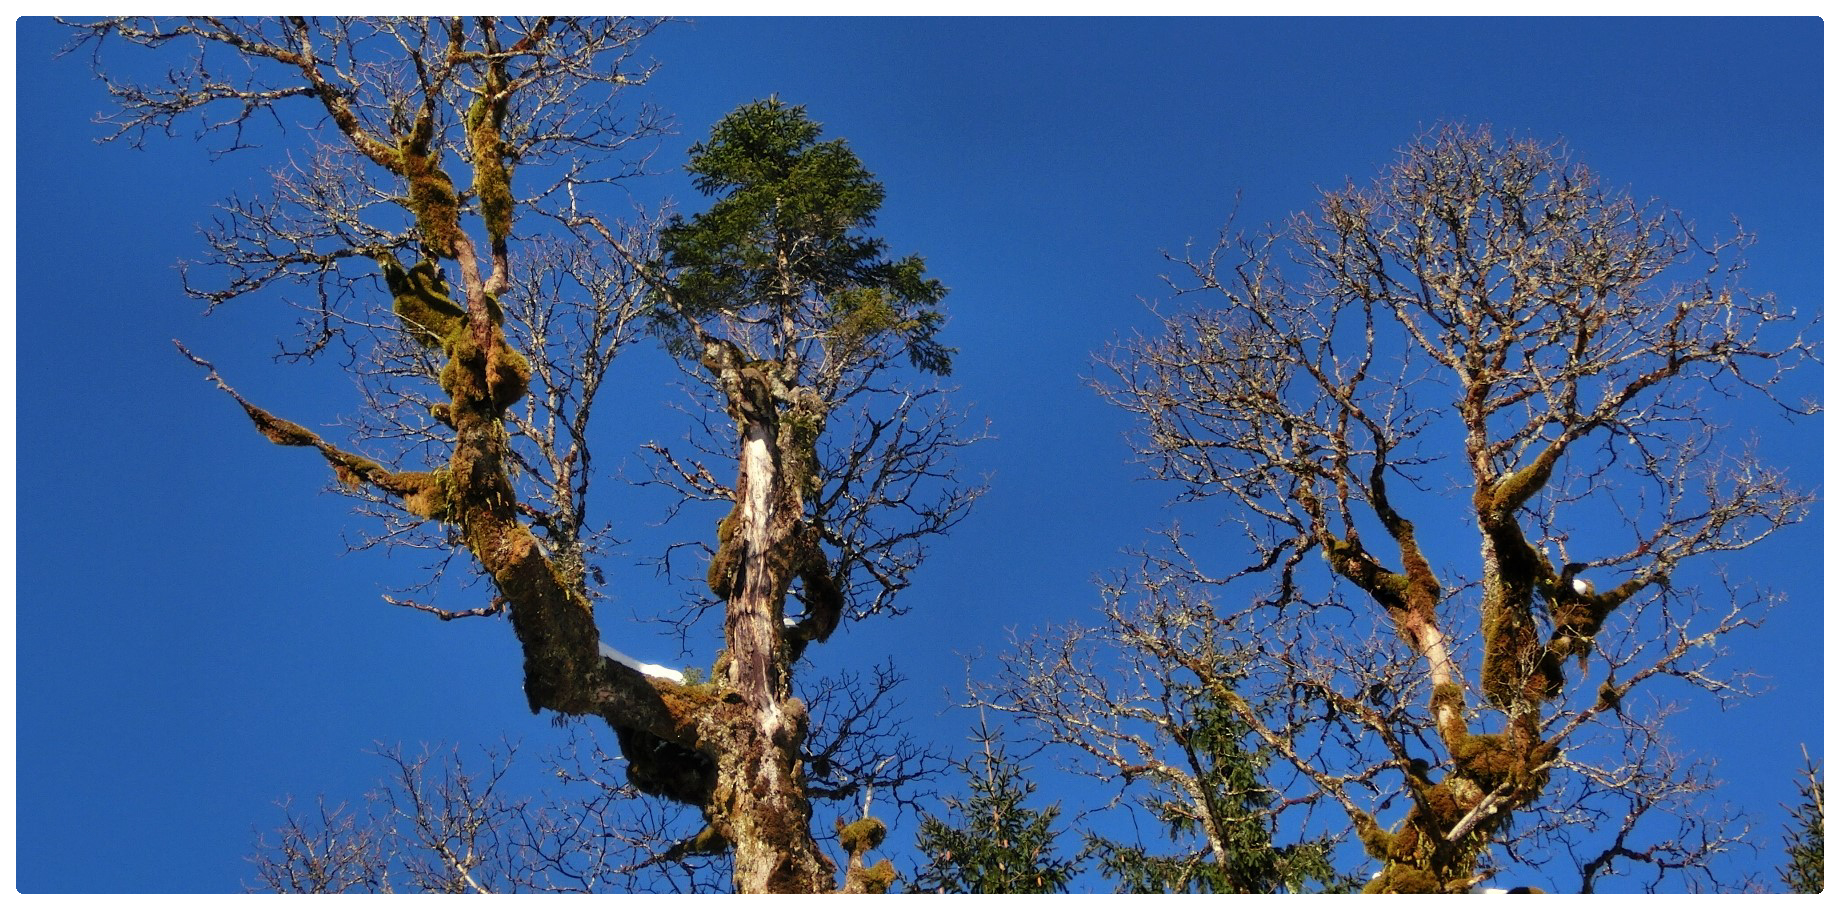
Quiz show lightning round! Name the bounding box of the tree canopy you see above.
[654,97,952,376]
[46,17,1817,894]
[68,17,977,894]
[1089,123,1817,893]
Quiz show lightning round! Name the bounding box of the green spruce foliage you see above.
[1781,748,1824,893]
[912,723,1081,893]
[652,98,952,374]
[1087,695,1355,893]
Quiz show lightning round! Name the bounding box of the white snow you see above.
[598,641,686,684]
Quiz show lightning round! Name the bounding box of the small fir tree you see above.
[1084,694,1354,893]
[1781,747,1824,893]
[912,722,1080,893]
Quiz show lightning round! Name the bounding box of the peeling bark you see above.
[694,337,840,892]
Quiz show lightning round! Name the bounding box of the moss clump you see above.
[1480,597,1551,708]
[1366,865,1440,894]
[779,397,825,501]
[380,254,467,349]
[331,453,387,490]
[839,816,887,854]
[1389,820,1422,862]
[438,331,484,406]
[1425,780,1470,825]
[397,469,453,521]
[855,859,896,894]
[1450,734,1515,790]
[1352,811,1394,861]
[249,409,318,447]
[706,507,744,600]
[486,342,531,412]
[398,136,461,257]
[467,97,513,243]
[1431,682,1465,714]
[466,64,514,246]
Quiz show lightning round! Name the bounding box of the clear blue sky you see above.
[12,16,1825,893]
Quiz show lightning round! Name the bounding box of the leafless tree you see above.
[972,554,1360,893]
[1055,124,1814,892]
[69,17,975,893]
[249,733,727,893]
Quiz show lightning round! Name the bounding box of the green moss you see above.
[1390,820,1421,862]
[398,468,453,521]
[1430,682,1465,714]
[856,859,896,894]
[1480,598,1547,708]
[250,410,318,447]
[1442,775,1485,814]
[1352,811,1394,861]
[487,341,531,412]
[380,255,466,348]
[839,816,887,854]
[1375,571,1411,600]
[707,507,742,599]
[467,70,514,244]
[1324,537,1359,570]
[470,124,512,243]
[1366,865,1440,894]
[332,454,386,489]
[398,138,461,257]
[785,428,824,501]
[1450,733,1515,790]
[439,331,482,402]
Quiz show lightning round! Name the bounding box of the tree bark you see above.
[698,338,837,892]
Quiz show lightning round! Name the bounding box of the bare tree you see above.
[250,733,727,893]
[1073,124,1816,892]
[69,18,975,893]
[974,557,1358,893]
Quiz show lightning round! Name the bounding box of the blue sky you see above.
[11,16,1825,893]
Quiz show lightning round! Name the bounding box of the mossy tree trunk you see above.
[83,17,905,894]
[695,340,837,892]
[630,98,960,892]
[148,16,704,797]
[94,27,966,891]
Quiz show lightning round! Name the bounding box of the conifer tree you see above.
[912,722,1081,893]
[1084,695,1354,893]
[624,97,978,893]
[1780,748,1824,894]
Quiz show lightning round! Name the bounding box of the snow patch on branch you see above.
[598,641,686,684]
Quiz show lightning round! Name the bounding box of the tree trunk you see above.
[700,340,837,892]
